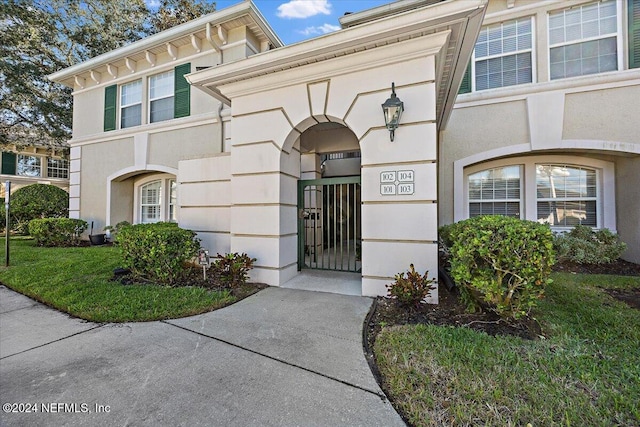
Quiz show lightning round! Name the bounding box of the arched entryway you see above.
[296,122,362,273]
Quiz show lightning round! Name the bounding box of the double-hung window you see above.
[536,164,597,227]
[47,158,69,179]
[104,63,190,132]
[120,80,142,128]
[140,180,162,224]
[149,71,174,123]
[474,18,533,91]
[17,155,41,177]
[137,176,178,224]
[549,1,619,80]
[468,165,522,218]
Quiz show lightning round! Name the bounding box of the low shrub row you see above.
[116,222,200,285]
[28,218,88,247]
[554,224,626,264]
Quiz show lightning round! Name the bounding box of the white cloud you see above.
[297,23,340,36]
[277,0,332,19]
[145,0,161,9]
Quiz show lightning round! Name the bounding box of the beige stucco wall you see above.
[439,100,529,224]
[77,137,134,231]
[563,86,640,143]
[616,156,640,263]
[148,124,221,165]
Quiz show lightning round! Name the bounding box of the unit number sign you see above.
[380,170,414,195]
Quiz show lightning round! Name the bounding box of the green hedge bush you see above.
[554,225,626,264]
[449,216,555,319]
[10,184,69,234]
[116,222,200,285]
[28,218,88,247]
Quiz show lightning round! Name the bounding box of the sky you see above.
[150,0,394,45]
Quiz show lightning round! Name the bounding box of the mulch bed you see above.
[111,265,269,300]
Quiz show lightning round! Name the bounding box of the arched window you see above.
[140,180,162,223]
[135,175,178,224]
[535,164,597,227]
[463,156,614,230]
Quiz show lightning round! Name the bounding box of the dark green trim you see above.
[297,176,362,271]
[630,0,640,69]
[104,85,117,131]
[299,176,362,187]
[458,60,472,94]
[1,152,16,175]
[174,63,191,118]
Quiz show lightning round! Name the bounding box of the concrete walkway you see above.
[0,285,405,427]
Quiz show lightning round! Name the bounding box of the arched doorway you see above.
[296,122,362,273]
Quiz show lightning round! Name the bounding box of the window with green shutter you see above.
[104,84,117,131]
[458,61,472,94]
[174,63,191,118]
[1,152,17,175]
[630,0,640,69]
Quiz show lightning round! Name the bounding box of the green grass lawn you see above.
[374,273,640,427]
[0,237,235,322]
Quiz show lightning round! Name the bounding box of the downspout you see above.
[217,102,226,152]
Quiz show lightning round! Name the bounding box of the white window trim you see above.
[119,79,143,129]
[468,164,524,218]
[461,155,615,231]
[546,0,624,81]
[148,70,175,124]
[16,154,42,177]
[46,157,69,179]
[133,173,178,224]
[471,15,537,92]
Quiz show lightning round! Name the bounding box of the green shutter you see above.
[458,60,472,94]
[174,63,191,118]
[104,84,117,131]
[630,0,640,69]
[1,152,16,175]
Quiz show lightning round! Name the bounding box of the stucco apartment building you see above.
[1,145,70,197]
[49,0,639,299]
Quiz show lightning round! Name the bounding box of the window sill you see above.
[455,68,640,107]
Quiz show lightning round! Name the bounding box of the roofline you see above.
[187,0,486,111]
[339,0,442,28]
[48,0,282,83]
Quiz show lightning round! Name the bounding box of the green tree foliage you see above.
[0,0,215,148]
[149,0,216,34]
[10,184,69,233]
[0,0,149,147]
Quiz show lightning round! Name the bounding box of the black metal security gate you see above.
[298,177,361,272]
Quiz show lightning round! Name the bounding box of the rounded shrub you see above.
[116,222,200,285]
[28,218,88,247]
[554,225,626,264]
[10,184,69,234]
[449,215,555,319]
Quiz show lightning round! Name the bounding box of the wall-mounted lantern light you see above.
[381,82,404,142]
